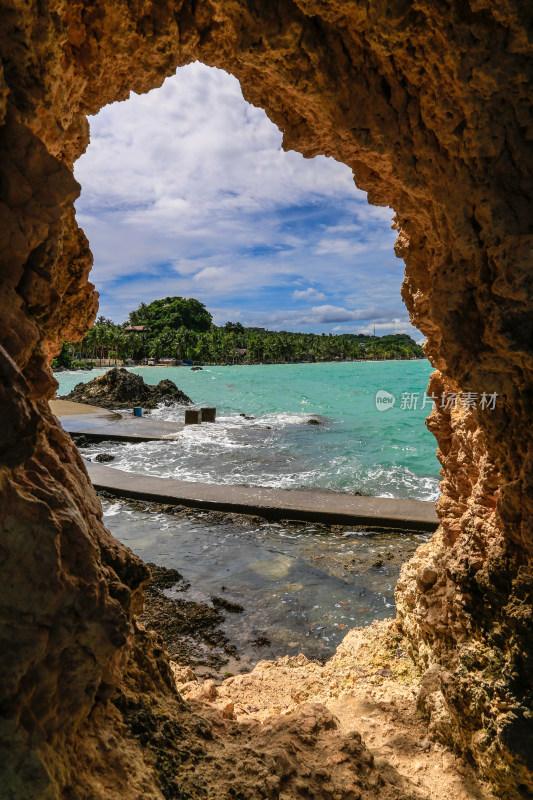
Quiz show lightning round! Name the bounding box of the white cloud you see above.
[211,305,402,330]
[73,62,412,335]
[357,319,415,335]
[314,238,361,256]
[192,266,231,286]
[76,63,362,226]
[331,318,420,339]
[292,288,327,301]
[320,223,362,234]
[308,305,369,323]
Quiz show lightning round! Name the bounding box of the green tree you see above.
[51,341,74,370]
[128,296,212,334]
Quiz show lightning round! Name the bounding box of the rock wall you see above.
[0,0,531,797]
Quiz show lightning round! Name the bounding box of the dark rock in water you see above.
[71,433,90,447]
[61,367,192,409]
[95,453,115,463]
[140,563,236,669]
[140,589,224,653]
[239,413,255,420]
[307,418,321,425]
[146,562,190,592]
[139,565,246,669]
[251,634,271,647]
[211,596,244,613]
[191,366,202,371]
[154,378,190,405]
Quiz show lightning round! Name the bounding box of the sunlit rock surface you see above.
[0,0,531,797]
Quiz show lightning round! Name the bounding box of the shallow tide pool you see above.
[104,498,429,674]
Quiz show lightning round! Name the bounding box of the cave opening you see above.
[62,60,441,673]
[1,3,531,798]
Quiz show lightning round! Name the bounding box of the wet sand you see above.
[49,398,116,416]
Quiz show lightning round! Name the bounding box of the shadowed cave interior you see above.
[0,1,532,798]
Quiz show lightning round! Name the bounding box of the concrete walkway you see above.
[50,399,184,442]
[86,461,439,532]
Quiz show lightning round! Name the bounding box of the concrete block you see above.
[185,408,201,425]
[200,406,216,423]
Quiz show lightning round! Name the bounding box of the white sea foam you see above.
[85,433,439,501]
[152,405,326,430]
[102,502,124,517]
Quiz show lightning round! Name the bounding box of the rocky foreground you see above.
[135,533,494,800]
[171,621,497,800]
[61,367,192,409]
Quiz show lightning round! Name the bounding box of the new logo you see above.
[375,390,396,411]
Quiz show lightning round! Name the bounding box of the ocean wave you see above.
[84,434,439,502]
[102,501,126,517]
[151,405,329,430]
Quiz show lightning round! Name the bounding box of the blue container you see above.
[133,407,143,417]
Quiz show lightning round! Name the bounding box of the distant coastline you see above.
[52,295,425,371]
[54,356,427,373]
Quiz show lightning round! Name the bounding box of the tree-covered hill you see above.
[128,297,212,333]
[62,297,425,366]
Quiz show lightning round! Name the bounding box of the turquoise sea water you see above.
[56,360,440,501]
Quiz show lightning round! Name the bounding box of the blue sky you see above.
[74,62,420,338]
